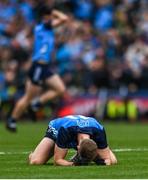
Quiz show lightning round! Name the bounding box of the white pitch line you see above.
[0,148,148,155]
[113,148,148,152]
[0,151,30,155]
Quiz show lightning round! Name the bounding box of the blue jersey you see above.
[45,115,107,149]
[32,23,55,63]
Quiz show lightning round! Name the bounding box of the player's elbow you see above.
[54,157,68,166]
[54,159,61,166]
[62,16,69,23]
[53,156,63,166]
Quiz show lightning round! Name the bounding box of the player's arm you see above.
[51,10,69,27]
[54,144,74,166]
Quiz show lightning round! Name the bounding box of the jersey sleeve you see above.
[94,128,108,149]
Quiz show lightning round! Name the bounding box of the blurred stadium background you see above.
[0,0,148,179]
[0,0,148,122]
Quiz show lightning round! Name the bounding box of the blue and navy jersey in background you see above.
[45,115,108,150]
[32,23,55,63]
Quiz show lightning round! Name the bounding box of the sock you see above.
[7,117,17,129]
[31,99,42,111]
[8,117,16,124]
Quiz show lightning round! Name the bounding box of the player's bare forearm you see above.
[54,145,72,166]
[54,159,74,166]
[52,10,68,20]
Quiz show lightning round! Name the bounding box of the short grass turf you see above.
[0,121,148,179]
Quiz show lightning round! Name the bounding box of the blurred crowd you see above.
[0,0,148,102]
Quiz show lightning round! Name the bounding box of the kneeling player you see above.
[28,115,117,166]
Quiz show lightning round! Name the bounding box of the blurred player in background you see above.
[29,115,117,166]
[6,5,69,132]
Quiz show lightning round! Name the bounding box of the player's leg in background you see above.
[96,147,117,165]
[29,137,55,165]
[6,80,41,132]
[41,74,66,103]
[12,80,41,118]
[31,74,66,111]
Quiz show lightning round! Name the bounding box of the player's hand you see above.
[70,153,89,166]
[93,157,106,165]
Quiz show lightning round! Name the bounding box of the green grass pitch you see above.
[0,121,148,179]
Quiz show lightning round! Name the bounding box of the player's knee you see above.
[29,158,44,165]
[28,153,44,165]
[58,86,66,96]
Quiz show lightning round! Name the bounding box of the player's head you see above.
[39,4,52,17]
[79,139,98,162]
[39,4,53,26]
